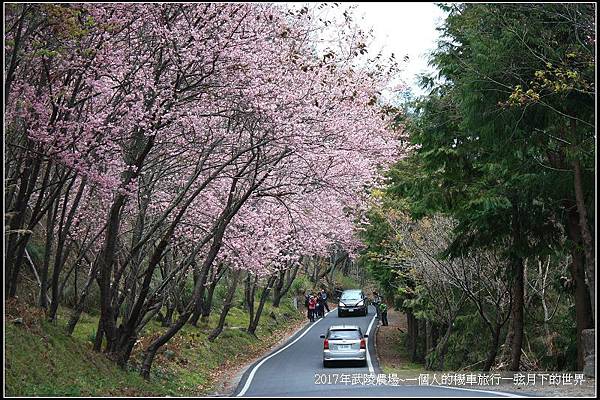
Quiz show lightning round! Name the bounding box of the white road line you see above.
[365,308,377,375]
[236,307,337,397]
[422,385,525,397]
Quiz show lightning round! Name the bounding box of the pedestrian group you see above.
[304,289,329,322]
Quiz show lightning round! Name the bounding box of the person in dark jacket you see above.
[316,295,324,318]
[372,291,382,319]
[305,292,311,320]
[319,289,330,313]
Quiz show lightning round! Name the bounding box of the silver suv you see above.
[321,325,368,367]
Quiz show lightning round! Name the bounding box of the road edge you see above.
[233,319,309,395]
[213,315,310,397]
[371,315,382,374]
[231,307,338,397]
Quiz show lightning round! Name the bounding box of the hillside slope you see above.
[5,298,305,396]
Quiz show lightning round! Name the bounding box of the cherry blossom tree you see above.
[5,3,406,378]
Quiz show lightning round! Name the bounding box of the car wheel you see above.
[338,310,342,318]
[364,308,368,316]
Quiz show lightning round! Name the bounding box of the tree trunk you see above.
[247,275,276,335]
[502,313,514,366]
[427,322,452,371]
[567,208,595,370]
[189,269,208,326]
[483,325,502,372]
[200,267,223,323]
[66,264,97,335]
[572,159,595,319]
[140,309,192,379]
[25,249,50,306]
[93,318,104,352]
[509,256,524,371]
[49,176,83,321]
[272,264,300,307]
[122,193,149,323]
[96,134,155,355]
[162,301,175,327]
[5,154,36,298]
[509,203,525,371]
[96,192,129,353]
[7,153,46,297]
[8,234,33,299]
[539,257,551,337]
[272,270,285,307]
[208,269,241,341]
[39,198,58,309]
[417,319,427,362]
[406,311,419,362]
[406,312,413,355]
[412,318,419,362]
[425,320,433,358]
[139,205,233,377]
[245,273,257,320]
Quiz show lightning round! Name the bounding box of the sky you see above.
[353,2,448,98]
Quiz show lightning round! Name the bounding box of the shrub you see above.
[290,274,311,296]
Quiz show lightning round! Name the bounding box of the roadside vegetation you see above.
[5,284,305,396]
[360,3,594,374]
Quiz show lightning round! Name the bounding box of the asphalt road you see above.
[234,305,530,397]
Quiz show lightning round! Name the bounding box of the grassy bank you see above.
[5,297,304,396]
[378,330,425,377]
[375,308,424,378]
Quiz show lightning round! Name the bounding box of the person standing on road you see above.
[319,289,330,313]
[372,291,382,319]
[379,301,388,326]
[316,295,324,319]
[308,295,317,322]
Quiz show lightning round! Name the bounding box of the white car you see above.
[321,325,368,367]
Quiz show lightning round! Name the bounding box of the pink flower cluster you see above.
[6,3,408,275]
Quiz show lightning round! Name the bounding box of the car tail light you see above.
[324,339,329,349]
[360,338,366,349]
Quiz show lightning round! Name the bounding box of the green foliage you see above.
[33,48,59,58]
[406,1,593,270]
[332,270,361,291]
[290,274,311,295]
[444,311,491,370]
[400,283,435,321]
[62,283,101,314]
[5,320,170,396]
[359,2,593,373]
[178,277,196,308]
[211,280,229,310]
[25,242,44,266]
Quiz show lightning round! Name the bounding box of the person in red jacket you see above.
[308,295,317,322]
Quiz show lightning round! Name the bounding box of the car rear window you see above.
[328,330,361,340]
[341,292,361,300]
